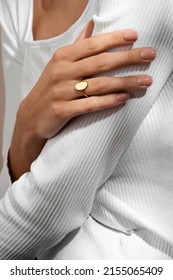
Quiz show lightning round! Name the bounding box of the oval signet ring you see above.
[75,81,88,98]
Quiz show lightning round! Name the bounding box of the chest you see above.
[32,0,89,40]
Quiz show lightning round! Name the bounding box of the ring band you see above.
[75,81,88,98]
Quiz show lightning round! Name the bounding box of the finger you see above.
[72,47,156,78]
[74,20,94,42]
[65,93,131,118]
[54,29,138,62]
[81,75,153,97]
[54,74,152,101]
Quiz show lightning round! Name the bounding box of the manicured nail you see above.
[123,30,138,42]
[137,75,153,88]
[117,93,131,101]
[140,48,156,61]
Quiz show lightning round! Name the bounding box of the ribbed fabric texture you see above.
[0,0,173,259]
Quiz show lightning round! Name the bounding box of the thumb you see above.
[75,20,94,42]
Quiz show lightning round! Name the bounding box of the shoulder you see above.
[0,0,32,43]
[0,0,33,61]
[0,0,19,31]
[95,0,173,37]
[97,0,173,17]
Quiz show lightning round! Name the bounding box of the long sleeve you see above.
[0,0,173,259]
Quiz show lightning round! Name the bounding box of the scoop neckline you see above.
[25,0,93,47]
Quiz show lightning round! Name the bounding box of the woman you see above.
[0,0,173,259]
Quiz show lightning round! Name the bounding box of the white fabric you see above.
[0,0,173,259]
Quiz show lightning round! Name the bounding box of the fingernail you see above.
[140,48,156,61]
[123,30,138,42]
[137,75,153,87]
[117,93,131,101]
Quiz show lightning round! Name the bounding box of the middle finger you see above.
[72,47,156,79]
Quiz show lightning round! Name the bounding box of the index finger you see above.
[56,29,138,62]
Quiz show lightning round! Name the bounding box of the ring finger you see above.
[73,74,153,99]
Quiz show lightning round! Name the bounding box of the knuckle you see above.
[51,102,59,116]
[125,50,133,62]
[51,68,59,83]
[51,100,59,112]
[87,37,97,51]
[51,85,65,101]
[51,103,65,119]
[124,76,136,88]
[116,77,127,89]
[107,95,119,107]
[95,78,108,93]
[127,49,141,63]
[109,95,119,107]
[52,47,68,61]
[51,69,57,83]
[52,49,61,62]
[59,109,70,120]
[51,67,64,83]
[50,85,57,99]
[96,53,107,70]
[85,98,99,113]
[113,95,121,105]
[111,31,119,43]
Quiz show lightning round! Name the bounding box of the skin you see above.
[33,0,90,40]
[8,0,156,181]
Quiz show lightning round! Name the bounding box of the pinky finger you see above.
[67,93,131,118]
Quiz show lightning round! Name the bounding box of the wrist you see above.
[9,122,46,181]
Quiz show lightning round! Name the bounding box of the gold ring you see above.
[75,81,88,98]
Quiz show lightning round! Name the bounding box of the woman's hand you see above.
[9,21,156,181]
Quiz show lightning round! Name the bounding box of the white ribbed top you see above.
[0,0,173,259]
